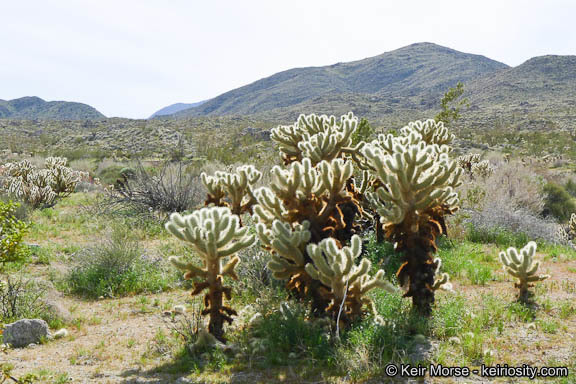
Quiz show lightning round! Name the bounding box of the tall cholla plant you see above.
[166,207,256,341]
[499,241,550,302]
[362,120,461,314]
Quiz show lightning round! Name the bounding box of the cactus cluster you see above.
[166,207,256,340]
[499,241,549,301]
[457,153,494,178]
[0,157,87,208]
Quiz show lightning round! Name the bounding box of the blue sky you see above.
[1,0,574,118]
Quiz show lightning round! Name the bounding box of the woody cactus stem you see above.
[166,207,255,341]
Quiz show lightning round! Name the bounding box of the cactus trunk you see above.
[206,258,225,341]
[400,233,437,315]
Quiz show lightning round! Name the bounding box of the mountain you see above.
[172,42,508,118]
[459,55,576,130]
[0,96,105,120]
[149,101,207,118]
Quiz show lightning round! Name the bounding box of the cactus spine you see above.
[499,241,549,301]
[166,207,255,340]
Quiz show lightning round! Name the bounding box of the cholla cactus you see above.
[499,241,549,301]
[0,157,87,208]
[569,213,576,236]
[253,157,364,312]
[363,129,461,314]
[457,153,481,174]
[166,207,256,341]
[270,112,366,166]
[400,119,455,146]
[201,165,262,216]
[471,160,494,178]
[305,235,395,323]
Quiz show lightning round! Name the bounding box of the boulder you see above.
[3,319,50,348]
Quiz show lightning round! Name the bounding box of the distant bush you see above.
[564,179,576,198]
[460,160,558,244]
[0,200,29,267]
[542,183,576,222]
[106,160,203,216]
[0,276,47,324]
[64,226,176,298]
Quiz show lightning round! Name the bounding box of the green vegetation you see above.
[0,200,29,266]
[543,183,576,222]
[0,96,104,120]
[62,225,176,298]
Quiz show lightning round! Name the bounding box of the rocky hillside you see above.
[173,43,508,118]
[0,96,105,120]
[459,55,576,131]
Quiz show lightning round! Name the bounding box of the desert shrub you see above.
[465,205,558,245]
[106,160,203,216]
[542,183,576,222]
[564,179,576,198]
[0,276,47,324]
[244,301,332,366]
[64,226,176,298]
[0,200,29,266]
[96,164,126,187]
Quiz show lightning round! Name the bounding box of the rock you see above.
[3,319,50,348]
[42,298,73,323]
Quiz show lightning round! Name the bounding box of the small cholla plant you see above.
[499,241,550,302]
[555,213,576,247]
[305,235,396,323]
[166,207,256,341]
[0,157,87,208]
[362,120,461,314]
[458,153,494,179]
[201,165,262,217]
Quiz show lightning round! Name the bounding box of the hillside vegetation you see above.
[0,97,105,120]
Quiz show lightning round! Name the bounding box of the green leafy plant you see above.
[0,200,29,267]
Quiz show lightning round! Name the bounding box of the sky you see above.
[1,0,575,119]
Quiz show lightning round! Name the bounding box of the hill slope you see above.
[174,42,508,118]
[149,101,207,118]
[0,96,105,120]
[459,55,576,130]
